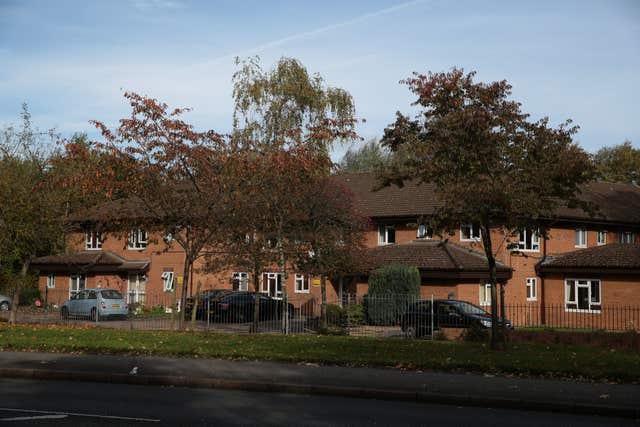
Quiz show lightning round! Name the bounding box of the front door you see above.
[127,274,147,305]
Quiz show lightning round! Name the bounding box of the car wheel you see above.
[0,301,9,311]
[61,307,69,320]
[405,325,418,339]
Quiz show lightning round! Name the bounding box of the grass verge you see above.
[1,324,639,382]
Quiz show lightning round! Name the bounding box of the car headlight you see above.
[480,319,492,328]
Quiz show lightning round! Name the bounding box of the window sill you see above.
[526,298,537,302]
[574,245,587,249]
[565,308,601,314]
[479,302,491,307]
[86,247,102,251]
[294,290,310,294]
[127,247,147,251]
[461,238,481,243]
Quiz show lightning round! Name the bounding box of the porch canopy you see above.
[32,251,150,275]
[361,240,512,281]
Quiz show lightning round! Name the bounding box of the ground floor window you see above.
[565,279,600,312]
[232,272,249,291]
[261,272,283,298]
[128,274,147,304]
[294,274,309,293]
[161,271,174,292]
[526,278,537,301]
[69,274,86,298]
[47,273,55,289]
[479,283,491,306]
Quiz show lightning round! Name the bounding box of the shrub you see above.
[366,264,420,325]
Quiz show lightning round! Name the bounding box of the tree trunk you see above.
[480,222,500,350]
[9,259,30,324]
[499,282,507,350]
[190,280,202,330]
[277,240,288,334]
[251,265,261,333]
[179,256,191,331]
[320,275,327,331]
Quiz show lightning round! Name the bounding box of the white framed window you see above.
[565,279,601,313]
[69,274,86,299]
[128,229,148,250]
[232,272,249,291]
[479,283,492,306]
[46,273,55,289]
[127,274,147,304]
[261,272,283,298]
[85,231,102,250]
[517,229,540,252]
[526,278,537,301]
[574,228,587,248]
[597,231,607,246]
[619,231,635,244]
[161,271,175,292]
[294,274,310,293]
[378,225,396,245]
[417,224,432,239]
[461,224,481,241]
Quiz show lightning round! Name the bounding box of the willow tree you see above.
[379,68,596,350]
[231,56,360,327]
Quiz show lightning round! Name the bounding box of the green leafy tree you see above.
[0,104,67,321]
[338,138,389,173]
[379,68,596,349]
[594,140,640,183]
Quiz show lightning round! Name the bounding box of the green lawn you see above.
[1,324,639,382]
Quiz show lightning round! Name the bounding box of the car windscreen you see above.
[100,290,123,300]
[452,301,488,315]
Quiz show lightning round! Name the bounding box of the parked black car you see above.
[400,299,512,338]
[184,289,233,320]
[209,291,294,323]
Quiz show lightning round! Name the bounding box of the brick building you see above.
[32,173,640,326]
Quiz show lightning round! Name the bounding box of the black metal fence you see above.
[2,291,639,336]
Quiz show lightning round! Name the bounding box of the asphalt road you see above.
[0,378,635,426]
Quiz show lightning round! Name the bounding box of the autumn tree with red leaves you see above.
[61,93,237,330]
[380,68,596,350]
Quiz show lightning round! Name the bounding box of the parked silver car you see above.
[0,294,11,311]
[60,288,128,320]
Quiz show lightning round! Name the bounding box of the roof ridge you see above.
[439,241,462,270]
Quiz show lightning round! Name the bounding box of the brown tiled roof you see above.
[361,239,511,280]
[32,251,150,273]
[537,243,640,272]
[335,173,640,224]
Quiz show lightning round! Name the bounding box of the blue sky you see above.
[1,0,638,160]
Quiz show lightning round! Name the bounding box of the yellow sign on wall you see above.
[312,278,321,287]
[176,276,184,285]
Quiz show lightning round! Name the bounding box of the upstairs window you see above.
[417,224,432,239]
[232,272,249,291]
[378,225,396,245]
[620,231,635,244]
[526,278,537,301]
[128,229,148,250]
[597,231,607,246]
[574,228,587,248]
[294,274,310,293]
[461,224,481,242]
[517,229,540,251]
[85,231,103,250]
[161,271,174,292]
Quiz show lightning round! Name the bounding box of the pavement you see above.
[0,351,638,419]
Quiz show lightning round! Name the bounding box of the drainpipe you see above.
[540,234,547,326]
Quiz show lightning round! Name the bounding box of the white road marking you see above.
[2,414,68,421]
[0,407,159,423]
